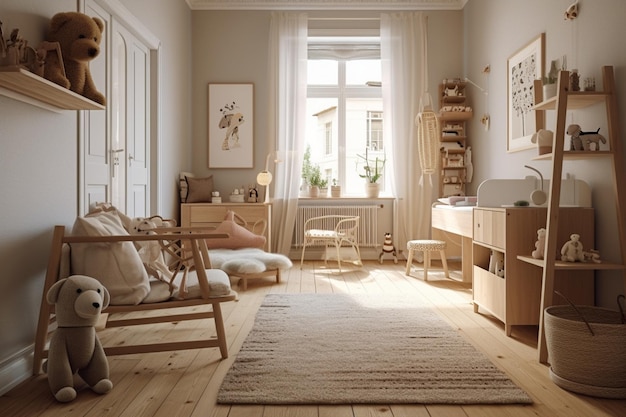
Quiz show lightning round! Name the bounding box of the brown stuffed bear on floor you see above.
[44,275,112,402]
[44,12,106,105]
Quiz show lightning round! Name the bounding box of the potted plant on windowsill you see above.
[357,148,386,198]
[307,165,328,198]
[330,178,341,198]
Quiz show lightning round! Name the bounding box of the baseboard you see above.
[0,346,33,396]
[291,247,405,262]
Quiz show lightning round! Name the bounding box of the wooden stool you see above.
[405,239,450,281]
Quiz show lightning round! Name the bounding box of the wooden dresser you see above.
[180,203,272,250]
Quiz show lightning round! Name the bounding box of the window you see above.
[305,36,384,196]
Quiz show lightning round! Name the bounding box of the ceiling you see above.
[185,0,468,10]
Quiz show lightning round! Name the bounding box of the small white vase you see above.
[365,182,380,198]
[543,84,557,100]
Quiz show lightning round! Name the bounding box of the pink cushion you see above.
[206,210,266,249]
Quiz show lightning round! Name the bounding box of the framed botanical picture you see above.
[208,83,254,168]
[507,33,544,152]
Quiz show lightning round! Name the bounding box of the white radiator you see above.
[293,205,380,248]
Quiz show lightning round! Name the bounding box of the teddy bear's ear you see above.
[100,285,110,310]
[92,17,105,34]
[46,278,68,305]
[49,12,73,34]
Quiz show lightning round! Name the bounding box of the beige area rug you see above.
[217,294,532,405]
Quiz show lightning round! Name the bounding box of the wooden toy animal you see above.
[379,233,398,264]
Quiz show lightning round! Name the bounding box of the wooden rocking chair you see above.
[33,225,237,375]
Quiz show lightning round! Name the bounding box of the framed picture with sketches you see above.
[507,33,544,152]
[208,83,254,168]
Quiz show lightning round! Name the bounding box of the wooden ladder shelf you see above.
[522,66,626,363]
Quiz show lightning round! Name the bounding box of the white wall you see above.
[0,0,79,393]
[464,0,626,307]
[0,0,192,394]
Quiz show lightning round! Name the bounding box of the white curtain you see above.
[380,12,431,251]
[267,12,308,255]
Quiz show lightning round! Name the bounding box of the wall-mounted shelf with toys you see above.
[0,66,104,112]
[1,19,105,112]
[438,79,473,197]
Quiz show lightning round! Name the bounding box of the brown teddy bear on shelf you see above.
[43,12,106,105]
[44,275,112,402]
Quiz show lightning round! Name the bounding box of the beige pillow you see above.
[71,211,150,305]
[185,175,214,203]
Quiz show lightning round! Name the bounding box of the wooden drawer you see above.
[473,265,505,321]
[473,208,505,249]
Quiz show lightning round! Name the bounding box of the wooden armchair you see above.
[33,225,237,375]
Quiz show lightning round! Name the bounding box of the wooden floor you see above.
[2,260,625,417]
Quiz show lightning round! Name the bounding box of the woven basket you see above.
[545,304,626,398]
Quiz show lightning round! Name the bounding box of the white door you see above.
[81,1,110,212]
[111,21,150,217]
[81,0,153,218]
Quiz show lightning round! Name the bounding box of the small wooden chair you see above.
[33,225,237,375]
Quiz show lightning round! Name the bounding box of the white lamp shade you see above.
[257,170,273,186]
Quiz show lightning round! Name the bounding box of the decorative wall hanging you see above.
[208,83,254,168]
[507,33,544,153]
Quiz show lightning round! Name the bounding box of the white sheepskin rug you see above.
[209,248,293,275]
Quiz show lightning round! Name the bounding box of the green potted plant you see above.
[307,164,327,197]
[330,178,341,198]
[357,148,386,197]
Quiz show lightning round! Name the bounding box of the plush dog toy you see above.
[44,275,112,402]
[566,124,607,151]
[44,12,106,105]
